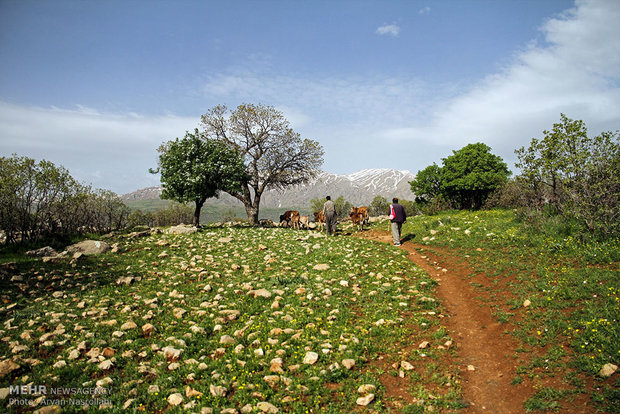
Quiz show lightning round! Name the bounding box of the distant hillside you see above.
[121,168,417,208]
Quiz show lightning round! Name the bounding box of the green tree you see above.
[410,163,441,204]
[516,114,620,237]
[333,196,352,219]
[441,143,511,209]
[201,104,324,225]
[151,130,247,227]
[369,195,389,217]
[310,197,325,214]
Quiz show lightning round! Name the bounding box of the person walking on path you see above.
[388,198,406,246]
[322,196,338,236]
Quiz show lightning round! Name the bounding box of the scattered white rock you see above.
[257,401,279,413]
[356,393,375,406]
[342,359,355,370]
[167,393,184,406]
[600,363,618,377]
[303,352,319,365]
[357,384,376,394]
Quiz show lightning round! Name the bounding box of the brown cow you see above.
[290,211,301,230]
[313,211,326,231]
[349,206,369,225]
[350,211,364,231]
[299,215,309,230]
[279,210,299,227]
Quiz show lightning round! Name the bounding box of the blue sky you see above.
[1,0,619,194]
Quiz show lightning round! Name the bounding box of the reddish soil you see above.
[360,230,535,413]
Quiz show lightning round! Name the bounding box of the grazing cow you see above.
[313,211,326,231]
[290,211,301,230]
[299,215,309,230]
[279,210,299,227]
[349,206,369,226]
[350,211,365,231]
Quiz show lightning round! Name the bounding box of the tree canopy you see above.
[411,143,510,210]
[201,103,324,225]
[152,130,247,226]
[516,114,619,237]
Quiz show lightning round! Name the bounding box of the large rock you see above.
[0,359,20,378]
[66,240,110,256]
[166,224,198,235]
[600,363,618,377]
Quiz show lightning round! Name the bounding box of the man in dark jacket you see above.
[322,196,337,235]
[388,198,406,246]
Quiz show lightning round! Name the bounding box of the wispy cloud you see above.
[0,102,197,194]
[379,0,620,167]
[418,6,431,15]
[2,1,618,190]
[376,24,400,37]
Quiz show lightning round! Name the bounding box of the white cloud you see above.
[3,1,617,192]
[376,24,400,37]
[380,0,620,168]
[0,102,197,194]
[418,6,431,15]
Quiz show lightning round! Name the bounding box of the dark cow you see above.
[279,210,299,228]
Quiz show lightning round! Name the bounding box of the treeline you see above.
[0,155,194,245]
[411,115,619,239]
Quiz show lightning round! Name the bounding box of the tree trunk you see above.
[193,199,204,227]
[245,204,259,226]
[226,185,262,225]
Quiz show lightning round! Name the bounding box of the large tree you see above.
[411,143,510,210]
[201,103,324,225]
[152,130,247,227]
[441,143,511,209]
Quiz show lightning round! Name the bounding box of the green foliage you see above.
[310,196,352,218]
[333,196,353,219]
[411,143,510,210]
[200,103,324,224]
[309,197,325,214]
[369,195,389,216]
[440,143,511,209]
[410,163,441,203]
[127,202,194,228]
[152,129,247,226]
[516,114,620,238]
[399,199,419,217]
[0,154,129,244]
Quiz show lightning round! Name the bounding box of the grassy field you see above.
[400,209,619,412]
[0,209,618,413]
[0,221,462,413]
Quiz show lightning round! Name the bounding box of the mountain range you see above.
[121,168,417,208]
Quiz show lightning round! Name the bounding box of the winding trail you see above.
[360,230,533,413]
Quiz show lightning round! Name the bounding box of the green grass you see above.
[402,209,620,413]
[2,208,618,412]
[0,222,461,413]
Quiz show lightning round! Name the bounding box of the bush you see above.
[515,114,620,239]
[0,155,129,244]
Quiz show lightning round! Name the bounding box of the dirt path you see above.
[360,230,533,413]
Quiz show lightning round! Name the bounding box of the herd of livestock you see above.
[277,206,370,231]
